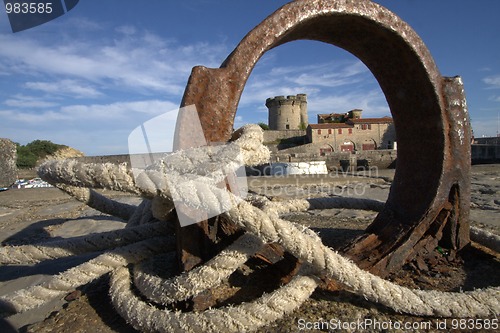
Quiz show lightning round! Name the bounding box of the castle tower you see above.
[347,109,363,119]
[266,94,308,130]
[296,93,308,128]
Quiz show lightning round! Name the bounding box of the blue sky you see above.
[0,1,499,156]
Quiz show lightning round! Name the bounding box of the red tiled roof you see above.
[308,123,353,129]
[348,117,393,124]
[318,113,344,118]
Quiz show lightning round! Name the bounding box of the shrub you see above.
[16,140,66,168]
[258,122,270,131]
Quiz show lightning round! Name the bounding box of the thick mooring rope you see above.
[0,222,168,265]
[470,226,500,253]
[133,233,264,304]
[226,200,499,318]
[0,237,175,313]
[1,124,499,332]
[55,183,137,221]
[111,266,318,333]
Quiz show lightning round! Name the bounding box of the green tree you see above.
[16,140,66,168]
[258,122,270,131]
[16,145,38,168]
[26,140,62,156]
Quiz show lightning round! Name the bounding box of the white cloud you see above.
[25,80,103,98]
[238,58,388,123]
[308,89,389,117]
[0,27,227,96]
[4,94,59,108]
[471,117,500,138]
[234,115,245,129]
[483,75,500,89]
[0,21,230,155]
[60,100,178,120]
[285,61,368,87]
[57,17,104,32]
[1,99,178,123]
[115,25,136,35]
[0,109,67,122]
[0,99,181,155]
[240,59,373,105]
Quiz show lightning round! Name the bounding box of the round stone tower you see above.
[266,94,308,130]
[297,93,308,128]
[348,109,363,119]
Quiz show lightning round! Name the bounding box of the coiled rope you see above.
[1,124,498,332]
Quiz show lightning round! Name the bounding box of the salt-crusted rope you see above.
[470,226,500,253]
[0,222,168,265]
[226,199,500,317]
[253,196,385,217]
[133,233,263,304]
[55,184,137,221]
[38,159,139,194]
[120,138,499,318]
[0,237,174,313]
[3,123,493,332]
[126,198,156,227]
[119,152,500,319]
[110,266,318,333]
[261,197,500,254]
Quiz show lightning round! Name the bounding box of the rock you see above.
[415,257,429,272]
[64,290,82,302]
[0,138,17,187]
[479,188,496,195]
[433,265,453,275]
[39,146,84,165]
[415,275,433,285]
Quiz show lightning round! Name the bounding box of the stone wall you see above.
[272,145,397,170]
[0,138,17,187]
[263,130,306,143]
[272,142,324,156]
[474,137,500,145]
[472,144,500,164]
[75,154,131,165]
[354,150,397,169]
[74,153,173,167]
[307,122,396,151]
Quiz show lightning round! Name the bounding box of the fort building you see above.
[307,113,395,152]
[263,94,397,165]
[317,109,362,123]
[266,94,308,130]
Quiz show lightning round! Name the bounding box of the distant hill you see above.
[16,140,84,168]
[40,146,85,163]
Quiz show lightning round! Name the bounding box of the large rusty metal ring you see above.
[177,0,471,275]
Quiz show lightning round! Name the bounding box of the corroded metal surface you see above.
[177,0,471,275]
